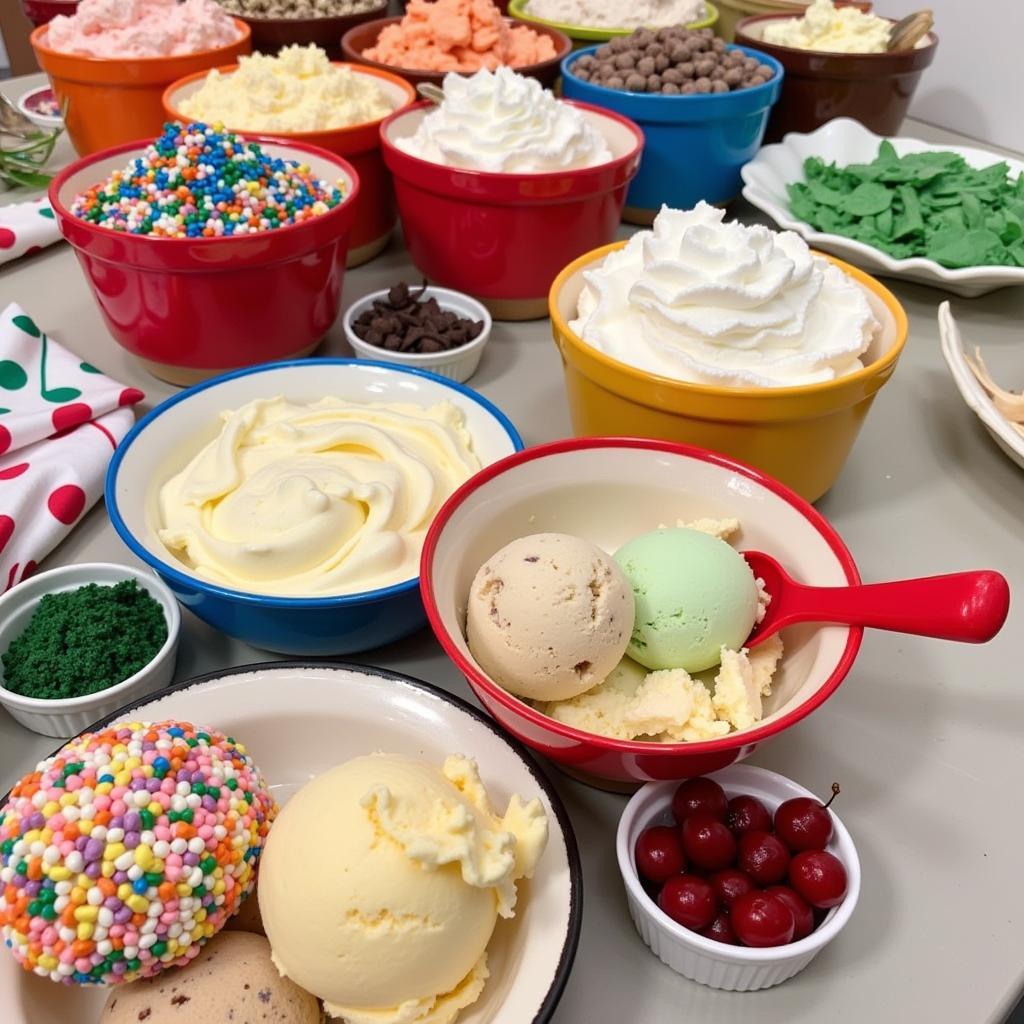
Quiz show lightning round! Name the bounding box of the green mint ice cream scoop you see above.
[615,527,760,673]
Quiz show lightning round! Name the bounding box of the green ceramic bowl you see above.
[508,0,718,44]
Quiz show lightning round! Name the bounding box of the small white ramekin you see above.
[0,563,181,738]
[617,764,861,992]
[342,286,492,383]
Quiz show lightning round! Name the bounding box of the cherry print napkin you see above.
[0,199,62,265]
[0,303,145,591]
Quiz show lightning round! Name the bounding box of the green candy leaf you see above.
[845,182,892,217]
[11,315,40,338]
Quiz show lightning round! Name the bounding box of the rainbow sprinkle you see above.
[70,122,346,238]
[0,720,276,985]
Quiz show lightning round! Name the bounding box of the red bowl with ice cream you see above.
[420,437,863,789]
[30,19,252,157]
[380,100,643,320]
[163,62,415,267]
[49,137,359,385]
[341,15,571,90]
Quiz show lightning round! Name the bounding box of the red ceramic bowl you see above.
[734,14,938,141]
[340,16,571,90]
[380,100,643,320]
[420,437,863,788]
[49,138,359,385]
[20,0,78,27]
[163,63,415,267]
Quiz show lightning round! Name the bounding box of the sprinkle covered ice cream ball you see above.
[69,123,347,238]
[0,720,276,985]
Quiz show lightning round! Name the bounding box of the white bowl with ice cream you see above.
[104,358,523,655]
[0,661,582,1024]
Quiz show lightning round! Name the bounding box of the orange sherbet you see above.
[364,0,555,72]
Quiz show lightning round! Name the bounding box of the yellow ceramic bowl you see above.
[549,243,908,502]
[508,0,718,47]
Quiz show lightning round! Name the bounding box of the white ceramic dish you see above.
[938,301,1024,470]
[343,286,492,383]
[0,563,180,738]
[617,764,860,991]
[0,662,582,1024]
[16,85,63,129]
[741,118,1024,298]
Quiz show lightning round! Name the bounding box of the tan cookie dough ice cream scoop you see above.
[466,532,635,701]
[99,931,320,1024]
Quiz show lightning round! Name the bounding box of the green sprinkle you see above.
[151,941,167,957]
[786,143,1024,269]
[139,810,155,830]
[41,904,58,921]
[1,580,167,701]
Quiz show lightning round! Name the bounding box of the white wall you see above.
[880,0,1023,153]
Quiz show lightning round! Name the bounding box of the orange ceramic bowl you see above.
[30,20,252,157]
[549,244,907,502]
[163,63,415,267]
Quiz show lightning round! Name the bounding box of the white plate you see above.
[937,301,1024,470]
[741,118,1024,297]
[0,663,581,1024]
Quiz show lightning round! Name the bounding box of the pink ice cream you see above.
[46,0,242,58]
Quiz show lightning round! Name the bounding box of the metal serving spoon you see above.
[416,82,446,105]
[742,550,1009,649]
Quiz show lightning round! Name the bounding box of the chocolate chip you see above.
[524,556,539,563]
[138,1012,151,1022]
[171,995,191,1005]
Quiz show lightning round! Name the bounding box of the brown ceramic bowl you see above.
[735,14,937,141]
[341,15,571,89]
[235,1,387,60]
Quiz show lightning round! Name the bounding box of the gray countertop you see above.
[2,73,1023,1024]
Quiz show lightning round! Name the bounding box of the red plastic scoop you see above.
[742,551,1010,649]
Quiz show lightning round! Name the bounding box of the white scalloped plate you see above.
[741,118,1024,297]
[937,301,1024,470]
[0,663,581,1024]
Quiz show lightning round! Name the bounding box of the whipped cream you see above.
[525,0,706,29]
[158,396,480,596]
[762,0,891,54]
[395,67,612,173]
[570,203,879,388]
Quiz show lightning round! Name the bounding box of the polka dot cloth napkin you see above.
[0,199,61,265]
[0,303,145,591]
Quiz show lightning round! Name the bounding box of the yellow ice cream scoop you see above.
[258,753,548,1024]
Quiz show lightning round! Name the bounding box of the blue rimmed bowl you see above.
[105,358,522,655]
[561,45,783,223]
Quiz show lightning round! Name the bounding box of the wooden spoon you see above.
[887,9,934,52]
[741,550,1008,648]
[416,82,445,105]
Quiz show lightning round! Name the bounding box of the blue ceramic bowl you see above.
[106,359,523,656]
[561,45,783,223]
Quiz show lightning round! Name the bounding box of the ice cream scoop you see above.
[99,932,320,1024]
[742,551,1009,648]
[258,753,547,1023]
[466,532,635,701]
[615,527,760,673]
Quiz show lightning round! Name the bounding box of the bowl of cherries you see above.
[616,764,861,991]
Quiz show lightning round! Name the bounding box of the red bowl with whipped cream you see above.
[30,15,251,157]
[380,99,644,320]
[49,138,359,385]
